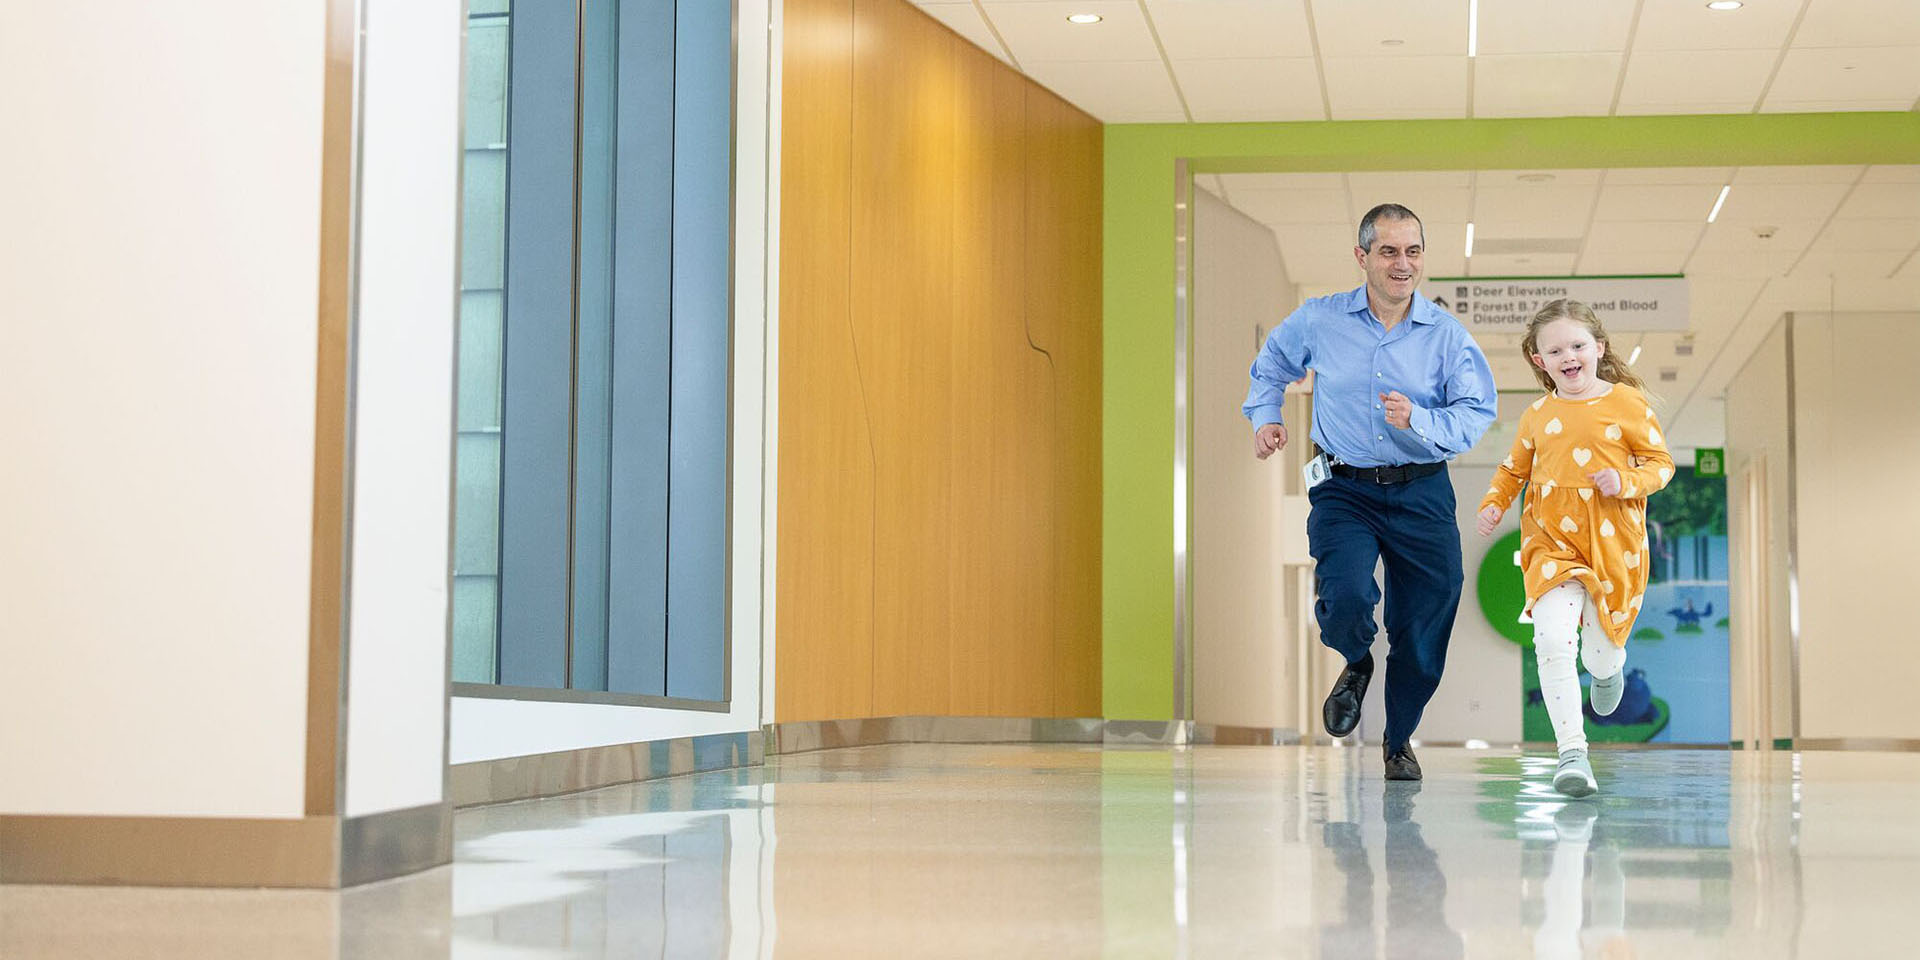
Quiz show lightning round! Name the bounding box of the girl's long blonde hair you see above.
[1520,298,1646,394]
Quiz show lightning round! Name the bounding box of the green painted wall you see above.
[1102,111,1920,721]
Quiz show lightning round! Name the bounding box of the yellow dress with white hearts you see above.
[1479,383,1675,648]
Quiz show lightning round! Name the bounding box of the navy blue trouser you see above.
[1306,467,1463,751]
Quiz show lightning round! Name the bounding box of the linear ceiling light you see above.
[1465,222,1476,258]
[1707,2,1744,11]
[1707,185,1731,223]
[1067,14,1102,24]
[1468,0,1479,57]
[1628,345,1643,365]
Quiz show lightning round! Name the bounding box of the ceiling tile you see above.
[1837,184,1920,220]
[1577,249,1689,276]
[1475,0,1635,55]
[1762,46,1920,108]
[1349,170,1473,190]
[1592,184,1727,222]
[912,2,1015,65]
[1217,172,1348,192]
[1713,182,1852,223]
[1793,0,1920,48]
[1322,56,1468,119]
[1761,98,1919,112]
[1313,1,1468,57]
[1468,253,1578,277]
[1816,218,1920,251]
[1617,49,1777,109]
[981,1,1160,63]
[1478,168,1606,186]
[1583,219,1705,254]
[1143,0,1314,60]
[1789,241,1905,278]
[1473,53,1620,118]
[1828,276,1920,308]
[1693,218,1827,256]
[1605,167,1736,186]
[1633,0,1801,52]
[1733,165,1865,184]
[1615,100,1759,116]
[1176,58,1325,122]
[1864,165,1920,183]
[1472,183,1599,235]
[1685,250,1789,279]
[1347,186,1471,224]
[1227,188,1351,224]
[1020,60,1185,122]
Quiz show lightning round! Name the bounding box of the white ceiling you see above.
[1199,164,1920,449]
[911,0,1920,122]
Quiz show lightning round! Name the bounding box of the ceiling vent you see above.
[1659,367,1679,383]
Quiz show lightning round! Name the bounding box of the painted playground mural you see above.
[1478,465,1731,744]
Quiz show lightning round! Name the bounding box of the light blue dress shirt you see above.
[1243,285,1497,468]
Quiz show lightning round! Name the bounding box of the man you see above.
[1243,203,1496,781]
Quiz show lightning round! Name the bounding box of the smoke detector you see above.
[1753,225,1778,240]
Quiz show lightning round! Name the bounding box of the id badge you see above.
[1302,452,1331,490]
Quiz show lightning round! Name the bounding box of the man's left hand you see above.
[1380,391,1414,429]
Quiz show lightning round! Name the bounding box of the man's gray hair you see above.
[1357,203,1424,253]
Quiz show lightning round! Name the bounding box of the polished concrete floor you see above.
[6,742,1920,958]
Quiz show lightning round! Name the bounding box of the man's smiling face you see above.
[1356,216,1425,308]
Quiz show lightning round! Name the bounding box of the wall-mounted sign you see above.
[1428,276,1689,333]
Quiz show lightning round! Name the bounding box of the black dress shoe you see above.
[1384,743,1422,781]
[1322,654,1373,738]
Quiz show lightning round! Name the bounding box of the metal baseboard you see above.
[450,730,765,807]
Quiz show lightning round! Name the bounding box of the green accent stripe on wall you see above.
[1102,111,1920,722]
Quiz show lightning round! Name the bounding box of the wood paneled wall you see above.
[777,0,1102,723]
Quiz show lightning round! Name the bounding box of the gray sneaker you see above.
[1590,671,1624,717]
[1554,749,1598,798]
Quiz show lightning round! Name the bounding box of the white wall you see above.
[1190,188,1296,730]
[450,0,776,765]
[1787,311,1920,740]
[1726,317,1794,746]
[343,0,464,818]
[0,3,326,818]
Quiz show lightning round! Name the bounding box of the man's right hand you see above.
[1254,423,1287,460]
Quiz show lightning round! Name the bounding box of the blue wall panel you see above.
[665,0,731,702]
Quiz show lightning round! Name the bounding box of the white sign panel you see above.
[1428,276,1689,332]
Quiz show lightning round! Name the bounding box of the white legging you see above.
[1533,580,1627,754]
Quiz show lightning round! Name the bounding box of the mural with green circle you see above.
[1476,528,1531,647]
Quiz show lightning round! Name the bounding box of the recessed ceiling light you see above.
[1517,172,1555,183]
[1707,184,1731,223]
[1706,1,1742,10]
[1067,13,1102,24]
[1468,0,1479,57]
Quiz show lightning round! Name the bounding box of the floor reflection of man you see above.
[1319,782,1465,960]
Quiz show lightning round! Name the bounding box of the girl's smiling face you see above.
[1531,317,1606,396]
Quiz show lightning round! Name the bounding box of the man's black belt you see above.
[1330,460,1445,484]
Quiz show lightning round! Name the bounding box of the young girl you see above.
[1477,299,1674,798]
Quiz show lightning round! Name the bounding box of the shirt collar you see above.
[1346,285,1440,325]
